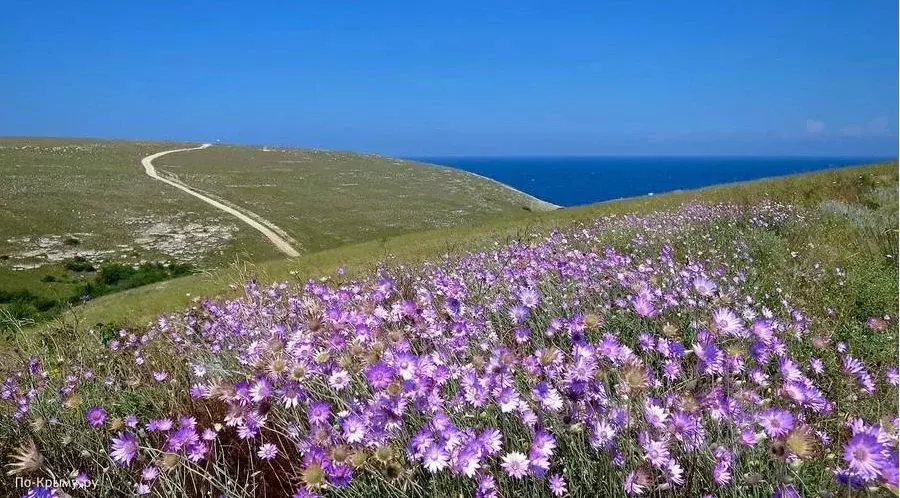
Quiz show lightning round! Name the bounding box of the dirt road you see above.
[141,144,301,257]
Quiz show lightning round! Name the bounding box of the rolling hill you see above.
[24,159,898,332]
[1,158,896,498]
[0,137,554,327]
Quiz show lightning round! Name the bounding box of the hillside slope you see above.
[2,160,896,498]
[0,137,552,327]
[37,160,897,331]
[0,138,549,269]
[154,144,557,253]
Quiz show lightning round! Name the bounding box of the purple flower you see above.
[423,444,449,473]
[501,451,529,479]
[750,318,774,343]
[513,326,531,344]
[758,408,794,437]
[739,427,758,446]
[809,357,824,375]
[548,473,567,496]
[166,426,199,452]
[186,441,209,462]
[712,460,731,485]
[711,308,745,337]
[532,382,563,412]
[642,438,670,468]
[843,432,886,482]
[772,484,800,498]
[454,443,482,477]
[250,378,272,402]
[665,460,685,485]
[518,287,540,308]
[882,449,899,486]
[141,465,159,481]
[478,427,503,455]
[530,430,557,459]
[146,418,173,432]
[693,276,716,296]
[508,304,528,323]
[292,486,320,498]
[258,442,279,460]
[85,405,107,427]
[631,294,656,318]
[886,367,900,386]
[109,431,138,466]
[22,486,58,498]
[624,468,649,495]
[328,370,350,390]
[341,415,366,444]
[327,462,353,487]
[73,470,90,487]
[307,401,331,425]
[693,341,724,374]
[363,361,395,390]
[476,474,497,498]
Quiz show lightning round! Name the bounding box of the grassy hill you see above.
[0,137,551,327]
[27,160,897,334]
[1,159,896,498]
[153,144,557,252]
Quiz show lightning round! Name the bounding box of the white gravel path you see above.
[141,144,301,257]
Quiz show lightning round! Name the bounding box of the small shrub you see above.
[64,256,96,272]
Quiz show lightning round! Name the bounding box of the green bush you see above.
[74,262,196,300]
[1,261,196,332]
[64,256,96,272]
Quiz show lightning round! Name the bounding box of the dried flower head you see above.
[619,361,649,394]
[330,445,350,463]
[5,440,43,476]
[785,426,818,459]
[29,417,46,434]
[160,452,182,471]
[374,445,395,464]
[349,450,368,468]
[300,463,326,489]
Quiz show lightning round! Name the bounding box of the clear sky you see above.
[1,1,897,156]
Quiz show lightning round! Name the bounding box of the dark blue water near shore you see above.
[413,156,889,207]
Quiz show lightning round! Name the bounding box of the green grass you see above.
[35,160,896,333]
[155,144,556,252]
[1,159,896,498]
[0,137,551,328]
[2,159,896,498]
[0,261,196,331]
[0,138,546,268]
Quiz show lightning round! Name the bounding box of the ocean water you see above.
[415,156,889,207]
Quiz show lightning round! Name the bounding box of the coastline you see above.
[411,157,562,211]
[461,170,562,211]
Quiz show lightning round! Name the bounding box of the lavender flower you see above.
[109,431,138,466]
[501,452,529,479]
[85,405,107,427]
[258,443,279,460]
[843,432,886,482]
[548,473,567,496]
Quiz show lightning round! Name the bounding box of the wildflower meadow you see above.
[2,191,898,497]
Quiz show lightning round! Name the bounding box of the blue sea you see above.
[414,156,890,207]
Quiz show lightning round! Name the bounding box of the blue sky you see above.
[0,1,896,156]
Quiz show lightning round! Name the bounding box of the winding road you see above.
[141,144,301,257]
